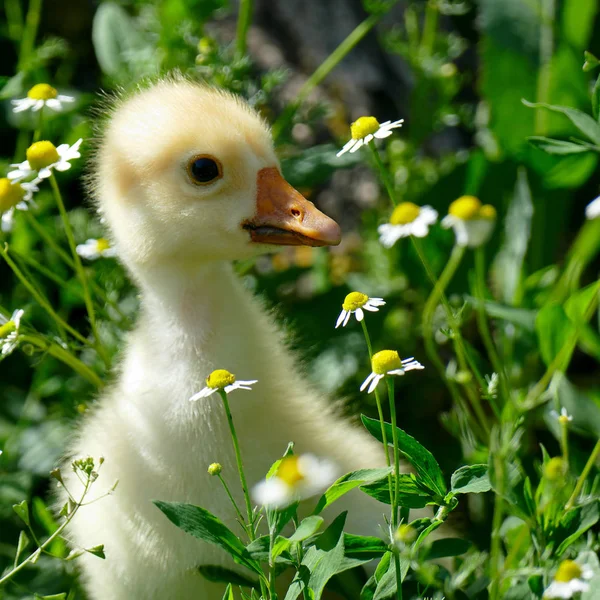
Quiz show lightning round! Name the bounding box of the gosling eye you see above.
[187,155,223,185]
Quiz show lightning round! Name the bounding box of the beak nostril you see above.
[291,208,302,219]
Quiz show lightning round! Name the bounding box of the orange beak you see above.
[242,167,341,247]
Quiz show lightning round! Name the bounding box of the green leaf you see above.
[13,500,30,526]
[361,416,446,497]
[85,544,106,559]
[34,595,67,600]
[246,536,293,565]
[313,467,392,514]
[451,465,492,494]
[583,51,600,72]
[343,534,388,559]
[153,501,261,574]
[15,530,30,564]
[593,73,600,121]
[555,500,600,556]
[371,553,409,600]
[492,168,533,305]
[528,136,593,154]
[198,565,259,588]
[289,515,324,542]
[536,304,572,366]
[522,100,600,145]
[424,538,471,559]
[222,584,234,600]
[360,474,434,508]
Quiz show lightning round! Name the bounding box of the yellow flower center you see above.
[27,83,58,101]
[207,463,222,476]
[558,414,570,425]
[448,196,482,220]
[351,116,380,140]
[390,202,421,225]
[0,321,16,338]
[0,178,25,212]
[544,457,566,481]
[343,291,369,312]
[372,350,402,375]
[26,141,59,171]
[394,524,416,543]
[554,560,582,583]
[206,369,236,389]
[96,238,111,252]
[478,204,497,220]
[277,456,305,486]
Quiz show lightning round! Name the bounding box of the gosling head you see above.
[93,78,341,276]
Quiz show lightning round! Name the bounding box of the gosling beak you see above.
[242,167,341,247]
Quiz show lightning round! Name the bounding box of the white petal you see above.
[349,139,364,153]
[252,478,293,508]
[360,372,377,392]
[364,134,374,143]
[368,374,383,394]
[189,387,214,401]
[585,196,600,220]
[355,307,364,322]
[336,140,356,157]
[363,305,379,313]
[343,311,351,327]
[57,95,75,103]
[37,168,53,179]
[387,369,406,376]
[374,130,394,139]
[54,161,72,172]
[336,310,348,328]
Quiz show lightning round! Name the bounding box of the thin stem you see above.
[387,377,400,528]
[17,0,42,70]
[369,144,397,206]
[268,523,278,600]
[488,492,504,600]
[534,0,555,136]
[33,105,44,142]
[50,174,110,369]
[393,551,403,600]
[217,473,248,537]
[0,243,90,346]
[272,10,390,140]
[560,421,569,467]
[565,439,600,510]
[218,390,255,541]
[420,0,438,56]
[235,0,253,59]
[474,247,509,409]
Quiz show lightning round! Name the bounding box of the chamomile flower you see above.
[551,407,573,425]
[441,196,497,248]
[0,309,24,356]
[336,116,404,157]
[76,238,117,260]
[0,178,39,232]
[335,291,385,328]
[252,454,337,509]
[189,369,257,401]
[8,139,83,183]
[11,83,75,114]
[378,202,438,247]
[544,559,592,598]
[585,195,600,220]
[360,350,424,393]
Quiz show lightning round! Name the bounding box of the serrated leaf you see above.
[451,465,492,494]
[528,136,593,154]
[523,100,600,145]
[313,467,392,515]
[198,565,259,588]
[153,501,260,574]
[361,416,446,497]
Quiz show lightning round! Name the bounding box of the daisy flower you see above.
[335,291,385,328]
[441,196,497,248]
[551,407,573,425]
[76,238,117,260]
[360,350,424,394]
[544,559,593,598]
[585,195,600,220]
[11,83,75,114]
[252,454,337,509]
[8,139,83,183]
[378,202,438,248]
[189,369,257,401]
[337,116,404,157]
[0,309,24,356]
[0,178,40,232]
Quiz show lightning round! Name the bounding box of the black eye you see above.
[188,155,222,184]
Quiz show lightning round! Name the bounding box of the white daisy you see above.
[252,453,337,509]
[0,178,40,232]
[8,139,83,183]
[335,291,385,328]
[360,350,424,394]
[378,202,438,248]
[585,195,600,220]
[544,559,593,598]
[441,196,497,248]
[11,83,75,114]
[550,407,573,425]
[76,238,118,260]
[0,309,24,356]
[337,116,404,157]
[189,369,257,401]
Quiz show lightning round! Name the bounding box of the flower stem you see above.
[218,390,255,541]
[565,439,600,510]
[272,10,390,140]
[369,144,397,206]
[217,473,249,537]
[17,0,42,70]
[33,104,44,142]
[235,0,253,59]
[49,174,110,369]
[268,522,278,600]
[393,551,403,600]
[386,377,400,528]
[474,247,509,410]
[560,420,569,467]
